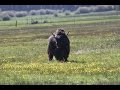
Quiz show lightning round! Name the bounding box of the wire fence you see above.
[0,12,120,28]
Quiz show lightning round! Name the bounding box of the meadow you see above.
[0,13,120,85]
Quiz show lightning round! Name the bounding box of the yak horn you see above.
[67,31,70,35]
[51,32,55,36]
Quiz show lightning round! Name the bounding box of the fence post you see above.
[15,20,17,27]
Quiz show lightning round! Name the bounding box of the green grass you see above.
[0,13,120,85]
[1,13,120,28]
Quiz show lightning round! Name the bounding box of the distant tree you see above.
[46,9,55,14]
[93,5,114,12]
[114,5,120,11]
[39,9,46,15]
[1,14,11,21]
[64,10,71,16]
[54,13,58,17]
[58,9,64,13]
[0,5,78,11]
[31,20,39,24]
[2,11,15,17]
[43,20,48,23]
[15,11,28,17]
[0,12,12,21]
[29,10,39,15]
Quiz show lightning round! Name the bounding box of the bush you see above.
[80,7,91,13]
[31,20,39,24]
[64,10,71,16]
[29,10,38,15]
[0,12,11,21]
[1,14,11,21]
[2,11,15,17]
[54,13,58,17]
[43,20,48,23]
[46,9,56,14]
[58,9,64,13]
[29,10,40,15]
[15,11,28,17]
[3,16,11,21]
[39,9,46,15]
[29,9,63,16]
[93,5,114,12]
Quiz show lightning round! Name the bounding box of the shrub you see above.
[39,9,46,15]
[2,16,11,21]
[2,11,15,17]
[54,13,58,17]
[80,7,91,13]
[29,9,63,16]
[1,13,11,21]
[64,10,71,16]
[43,20,48,23]
[0,12,11,21]
[15,11,28,17]
[31,20,39,24]
[29,10,40,15]
[29,10,38,15]
[93,5,114,12]
[58,9,64,13]
[46,9,55,14]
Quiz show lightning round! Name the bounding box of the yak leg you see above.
[47,47,54,61]
[48,52,53,61]
[63,55,68,62]
[63,50,69,62]
[54,48,63,61]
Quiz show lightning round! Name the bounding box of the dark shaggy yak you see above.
[47,29,70,62]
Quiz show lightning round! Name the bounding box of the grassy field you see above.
[0,13,120,85]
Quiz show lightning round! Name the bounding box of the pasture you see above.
[0,13,120,85]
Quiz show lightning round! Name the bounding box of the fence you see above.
[0,12,120,28]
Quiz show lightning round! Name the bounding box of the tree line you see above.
[0,5,119,11]
[0,5,120,21]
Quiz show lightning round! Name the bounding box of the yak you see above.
[47,28,70,62]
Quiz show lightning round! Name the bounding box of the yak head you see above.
[51,28,70,37]
[51,28,70,49]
